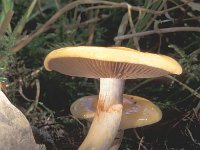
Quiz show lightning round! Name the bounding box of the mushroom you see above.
[44,46,182,150]
[70,94,162,149]
[70,94,162,128]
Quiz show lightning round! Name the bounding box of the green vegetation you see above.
[0,0,200,149]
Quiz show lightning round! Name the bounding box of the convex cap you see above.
[70,94,162,129]
[44,46,182,79]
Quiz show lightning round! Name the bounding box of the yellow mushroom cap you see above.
[70,94,162,129]
[44,46,182,79]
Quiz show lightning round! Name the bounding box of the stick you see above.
[114,27,200,41]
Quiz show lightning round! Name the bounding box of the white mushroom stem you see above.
[85,123,124,150]
[79,78,125,150]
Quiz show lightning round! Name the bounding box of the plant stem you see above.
[79,78,124,150]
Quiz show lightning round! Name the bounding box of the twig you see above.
[166,75,200,100]
[181,0,200,11]
[170,0,200,23]
[114,27,200,41]
[0,10,14,38]
[115,12,129,46]
[37,0,46,18]
[67,15,109,29]
[38,102,54,115]
[194,101,200,115]
[81,5,117,12]
[29,67,44,79]
[18,78,41,114]
[81,1,161,15]
[185,126,200,146]
[138,137,147,150]
[54,0,60,10]
[38,122,60,128]
[7,67,43,88]
[45,113,53,125]
[86,23,95,45]
[84,0,189,15]
[34,79,40,111]
[192,107,200,123]
[127,4,140,50]
[160,0,191,14]
[69,115,86,132]
[19,84,34,102]
[183,16,200,21]
[127,79,154,93]
[133,128,141,140]
[86,9,99,45]
[141,0,166,32]
[164,1,174,23]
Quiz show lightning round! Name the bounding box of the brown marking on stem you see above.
[96,98,122,115]
[96,99,106,115]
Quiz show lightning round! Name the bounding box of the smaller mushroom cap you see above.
[70,94,162,129]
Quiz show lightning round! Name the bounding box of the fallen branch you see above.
[114,27,200,41]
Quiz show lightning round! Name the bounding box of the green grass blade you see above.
[13,0,38,37]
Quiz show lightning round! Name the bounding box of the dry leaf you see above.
[181,0,200,11]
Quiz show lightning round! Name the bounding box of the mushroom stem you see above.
[79,78,125,150]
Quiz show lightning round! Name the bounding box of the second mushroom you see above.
[70,94,162,149]
[44,46,182,150]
